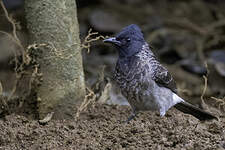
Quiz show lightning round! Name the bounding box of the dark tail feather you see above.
[174,102,217,121]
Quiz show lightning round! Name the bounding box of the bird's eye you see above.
[126,38,131,42]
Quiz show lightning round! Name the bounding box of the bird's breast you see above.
[114,62,149,106]
[114,59,163,111]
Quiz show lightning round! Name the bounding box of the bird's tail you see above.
[174,101,217,121]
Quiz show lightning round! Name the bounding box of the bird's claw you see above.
[124,113,136,123]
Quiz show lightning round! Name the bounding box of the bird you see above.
[103,24,217,122]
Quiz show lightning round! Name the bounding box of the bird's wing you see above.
[141,42,178,93]
[152,64,177,93]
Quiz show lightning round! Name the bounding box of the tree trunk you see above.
[24,0,85,119]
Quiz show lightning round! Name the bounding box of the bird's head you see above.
[103,24,145,57]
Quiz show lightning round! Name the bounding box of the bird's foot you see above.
[124,112,136,123]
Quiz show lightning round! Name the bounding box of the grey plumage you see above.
[103,24,217,121]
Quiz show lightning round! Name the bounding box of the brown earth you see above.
[0,104,224,150]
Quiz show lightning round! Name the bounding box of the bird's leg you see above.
[125,110,137,123]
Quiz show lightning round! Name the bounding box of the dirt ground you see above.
[0,104,224,150]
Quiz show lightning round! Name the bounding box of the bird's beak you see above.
[103,37,121,46]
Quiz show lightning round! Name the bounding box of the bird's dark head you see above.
[103,24,145,57]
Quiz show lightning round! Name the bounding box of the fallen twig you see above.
[39,112,54,125]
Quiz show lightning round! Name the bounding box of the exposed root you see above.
[75,30,109,120]
[0,1,22,46]
[75,66,112,120]
[211,97,225,112]
[199,61,211,110]
[0,1,26,103]
[42,42,74,60]
[0,1,25,66]
[75,87,97,120]
[81,28,105,53]
[200,75,208,104]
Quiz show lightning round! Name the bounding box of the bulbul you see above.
[103,24,217,122]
